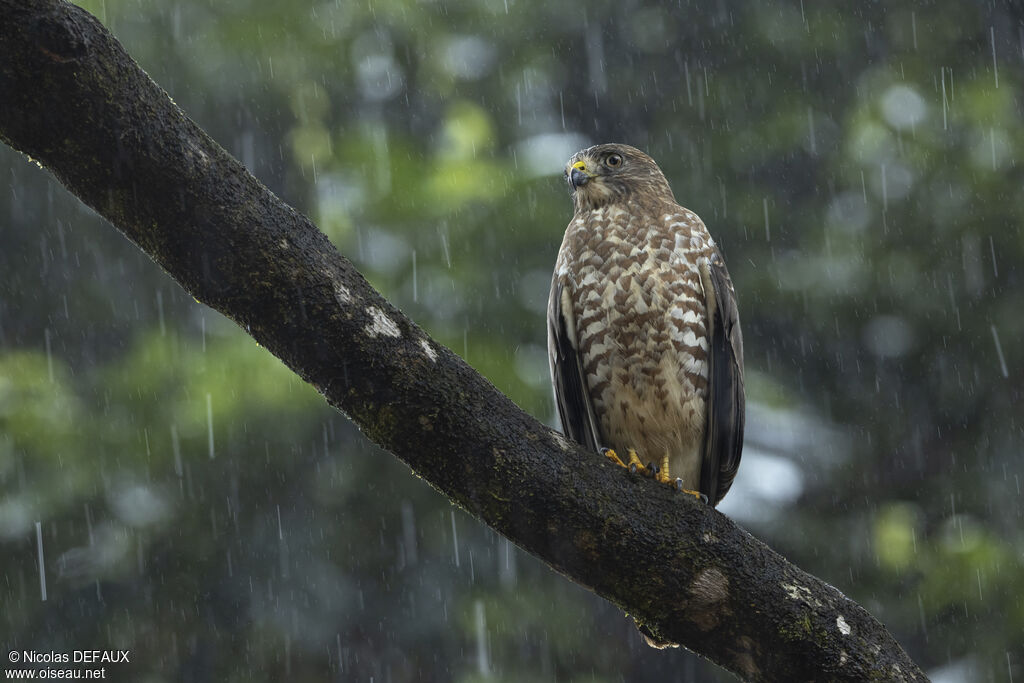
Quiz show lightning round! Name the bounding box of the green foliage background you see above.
[1,1,1021,680]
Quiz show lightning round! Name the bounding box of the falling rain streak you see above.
[940,67,949,130]
[990,325,1009,378]
[450,510,460,568]
[763,198,770,241]
[36,521,47,601]
[156,289,166,335]
[806,107,816,154]
[991,27,999,88]
[206,393,215,459]
[44,327,54,382]
[475,600,489,676]
[880,163,888,211]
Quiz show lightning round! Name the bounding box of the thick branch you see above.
[0,3,927,681]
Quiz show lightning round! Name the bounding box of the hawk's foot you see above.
[625,448,656,477]
[600,447,628,469]
[673,479,710,504]
[658,454,710,503]
[601,448,655,477]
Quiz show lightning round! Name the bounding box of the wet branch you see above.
[0,3,927,681]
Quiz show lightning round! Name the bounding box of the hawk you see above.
[547,143,744,507]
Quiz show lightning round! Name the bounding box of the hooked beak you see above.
[568,160,592,190]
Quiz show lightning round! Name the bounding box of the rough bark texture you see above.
[0,3,928,681]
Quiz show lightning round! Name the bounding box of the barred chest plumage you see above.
[554,201,717,489]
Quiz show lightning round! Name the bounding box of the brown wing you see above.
[699,249,745,506]
[547,275,603,452]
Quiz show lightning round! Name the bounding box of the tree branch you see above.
[0,3,927,681]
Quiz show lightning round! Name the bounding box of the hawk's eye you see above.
[605,154,623,168]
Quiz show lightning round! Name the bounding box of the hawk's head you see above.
[564,143,675,212]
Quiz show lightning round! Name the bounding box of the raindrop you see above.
[806,107,816,154]
[84,503,94,545]
[991,27,999,88]
[474,600,489,676]
[990,325,1009,378]
[762,198,770,241]
[171,425,182,478]
[989,236,998,278]
[499,538,516,587]
[515,83,522,126]
[156,289,166,335]
[940,68,949,130]
[36,521,47,601]
[880,163,888,210]
[684,62,693,106]
[44,327,54,383]
[450,510,460,568]
[439,225,451,268]
[206,393,215,459]
[990,128,997,170]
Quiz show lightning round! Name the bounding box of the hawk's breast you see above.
[555,205,717,485]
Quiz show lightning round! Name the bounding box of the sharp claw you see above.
[629,462,639,474]
[673,481,711,504]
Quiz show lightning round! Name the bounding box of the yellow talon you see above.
[656,453,671,484]
[603,448,653,476]
[674,480,709,503]
[602,448,628,469]
[625,448,654,477]
[604,448,709,502]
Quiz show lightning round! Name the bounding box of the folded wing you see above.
[547,277,603,452]
[699,250,745,506]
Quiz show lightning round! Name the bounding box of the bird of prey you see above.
[547,143,744,507]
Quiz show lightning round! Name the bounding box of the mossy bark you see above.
[0,2,928,681]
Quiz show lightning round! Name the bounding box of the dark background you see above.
[1,1,1021,681]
